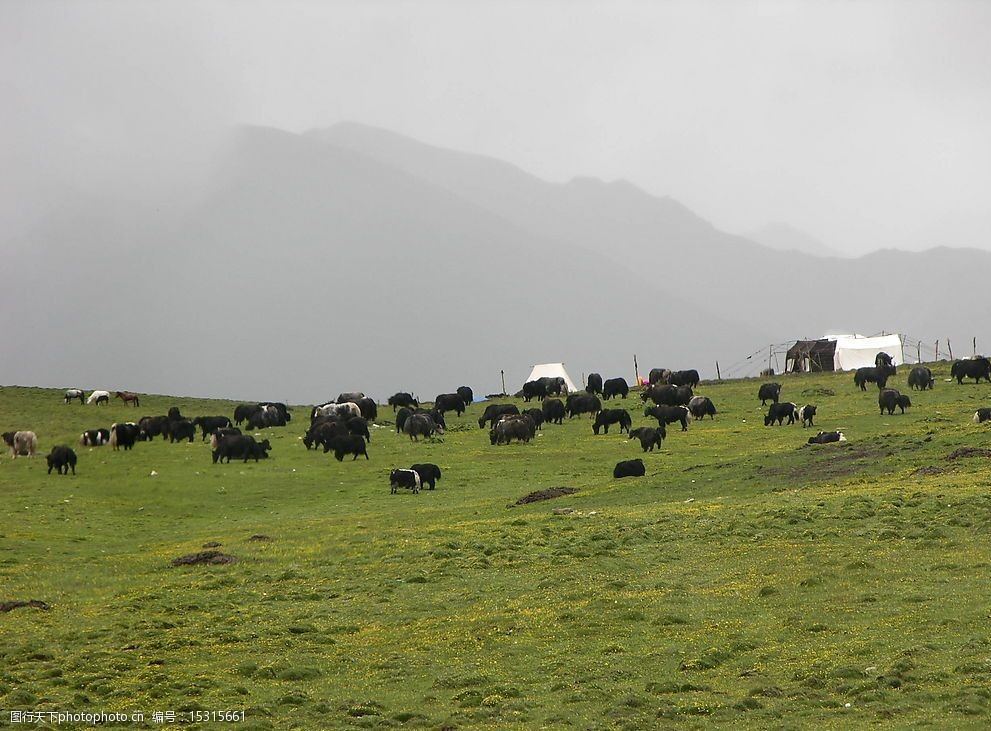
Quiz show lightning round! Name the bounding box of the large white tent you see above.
[831,334,904,371]
[786,333,903,373]
[523,363,580,393]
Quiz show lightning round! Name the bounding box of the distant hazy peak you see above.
[747,221,844,258]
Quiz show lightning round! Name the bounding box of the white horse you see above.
[87,390,111,405]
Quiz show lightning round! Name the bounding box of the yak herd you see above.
[4,353,991,491]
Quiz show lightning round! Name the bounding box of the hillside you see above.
[3,367,991,727]
[0,126,768,403]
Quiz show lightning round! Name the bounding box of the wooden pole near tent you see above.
[948,339,953,361]
[935,340,939,362]
[917,342,921,364]
[974,337,978,356]
[633,355,639,387]
[500,370,506,396]
[716,361,722,380]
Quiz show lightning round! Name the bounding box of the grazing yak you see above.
[645,405,691,432]
[565,394,602,419]
[3,431,38,458]
[109,422,139,450]
[808,431,846,445]
[168,420,196,443]
[951,357,991,385]
[798,404,817,428]
[758,383,782,405]
[259,402,291,423]
[629,426,664,452]
[346,416,371,442]
[356,397,378,421]
[592,409,632,435]
[586,373,603,395]
[602,377,630,400]
[404,414,442,441]
[390,468,421,494]
[648,368,672,385]
[192,416,233,441]
[87,390,110,405]
[642,384,693,406]
[478,404,520,429]
[137,415,169,441]
[613,458,646,479]
[210,427,241,450]
[521,380,548,402]
[388,392,419,411]
[233,404,261,425]
[670,369,701,388]
[411,463,442,490]
[879,389,911,415]
[764,402,799,426]
[244,405,287,430]
[854,365,895,390]
[542,398,566,425]
[336,392,365,404]
[687,396,717,420]
[395,407,413,433]
[64,389,85,405]
[457,386,474,406]
[212,434,271,463]
[490,417,535,445]
[434,393,466,416]
[522,408,545,429]
[908,366,935,390]
[539,377,567,396]
[79,428,111,447]
[304,421,346,451]
[973,408,991,424]
[46,446,77,475]
[313,402,360,420]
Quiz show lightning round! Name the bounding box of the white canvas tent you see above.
[831,334,904,371]
[523,363,580,394]
[787,333,904,373]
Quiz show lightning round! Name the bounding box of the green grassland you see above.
[3,365,991,729]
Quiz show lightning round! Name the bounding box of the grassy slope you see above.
[2,366,991,729]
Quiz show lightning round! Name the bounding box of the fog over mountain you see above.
[4,1,990,401]
[2,122,989,402]
[746,223,845,259]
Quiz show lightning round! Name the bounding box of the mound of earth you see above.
[1,600,50,613]
[512,487,578,506]
[946,448,991,461]
[248,534,272,542]
[913,466,946,476]
[171,550,237,566]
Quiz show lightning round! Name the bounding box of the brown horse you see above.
[116,391,140,407]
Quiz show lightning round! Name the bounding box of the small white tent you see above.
[831,334,904,371]
[523,363,580,394]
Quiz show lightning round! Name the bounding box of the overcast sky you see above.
[4,0,989,255]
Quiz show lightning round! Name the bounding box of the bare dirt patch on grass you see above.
[511,487,578,506]
[171,550,237,566]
